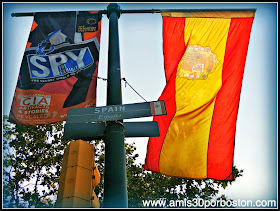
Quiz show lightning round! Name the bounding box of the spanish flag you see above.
[144,10,255,180]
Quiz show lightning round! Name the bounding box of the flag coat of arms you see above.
[9,11,102,125]
[144,10,255,180]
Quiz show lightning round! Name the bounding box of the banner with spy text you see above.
[9,11,102,125]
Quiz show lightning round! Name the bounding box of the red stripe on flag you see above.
[162,17,186,82]
[144,70,177,172]
[144,17,186,173]
[207,18,254,180]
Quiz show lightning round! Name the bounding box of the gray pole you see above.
[103,3,128,208]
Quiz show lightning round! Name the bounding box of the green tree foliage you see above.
[3,116,67,208]
[2,115,243,208]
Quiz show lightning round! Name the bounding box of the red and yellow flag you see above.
[144,10,255,180]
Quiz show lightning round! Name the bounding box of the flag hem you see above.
[162,10,255,18]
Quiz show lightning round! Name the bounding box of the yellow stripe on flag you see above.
[159,18,231,178]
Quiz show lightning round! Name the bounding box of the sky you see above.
[2,2,278,208]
